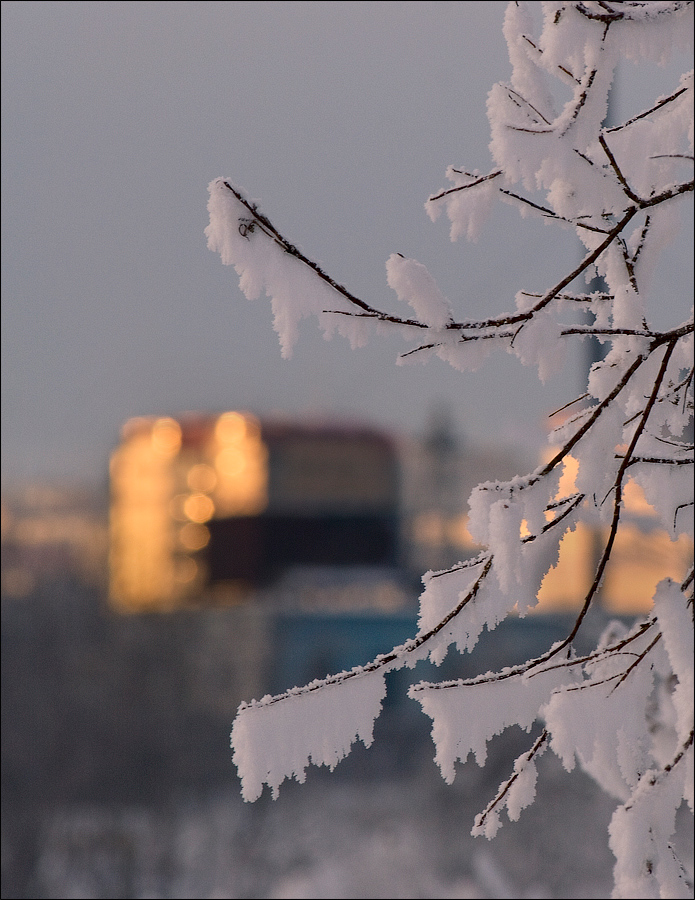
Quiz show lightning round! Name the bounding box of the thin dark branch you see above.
[552,339,679,652]
[624,729,695,811]
[474,729,549,830]
[428,170,503,203]
[429,553,491,579]
[499,189,611,232]
[599,134,642,204]
[574,147,598,168]
[667,366,695,396]
[505,86,552,125]
[521,34,580,84]
[506,124,554,134]
[564,667,639,693]
[397,341,440,359]
[608,632,662,693]
[498,190,561,219]
[574,2,624,23]
[521,493,584,544]
[514,206,642,324]
[649,323,692,345]
[640,179,694,208]
[575,2,692,24]
[559,326,657,338]
[651,431,694,450]
[663,729,694,775]
[522,290,613,303]
[242,556,493,710]
[535,350,649,482]
[417,617,658,694]
[398,328,517,362]
[622,455,693,466]
[222,180,427,329]
[631,215,651,267]
[617,235,641,295]
[444,206,643,337]
[674,501,695,529]
[559,67,598,137]
[548,393,590,418]
[605,86,688,134]
[530,618,657,678]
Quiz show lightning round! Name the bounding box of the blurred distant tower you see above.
[403,404,476,573]
[423,404,461,538]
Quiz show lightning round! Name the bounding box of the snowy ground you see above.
[18,726,695,900]
[23,752,617,900]
[3,580,693,899]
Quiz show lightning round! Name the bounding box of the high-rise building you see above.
[108,412,400,611]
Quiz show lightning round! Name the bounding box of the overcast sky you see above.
[2,1,692,489]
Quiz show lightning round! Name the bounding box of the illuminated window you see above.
[151,417,182,458]
[178,522,210,551]
[187,463,217,493]
[215,411,248,444]
[108,421,177,611]
[183,492,215,524]
[212,412,268,516]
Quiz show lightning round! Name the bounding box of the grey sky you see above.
[2,1,692,488]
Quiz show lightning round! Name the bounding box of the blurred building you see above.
[108,411,400,612]
[536,451,693,614]
[3,408,686,616]
[1,484,108,598]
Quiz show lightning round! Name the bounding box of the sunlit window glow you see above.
[174,556,198,583]
[216,447,246,477]
[151,417,182,458]
[178,522,210,551]
[213,413,268,516]
[215,411,247,444]
[187,463,217,493]
[183,492,215,523]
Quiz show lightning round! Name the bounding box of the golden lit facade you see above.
[109,412,268,612]
[108,413,399,612]
[536,455,693,614]
[404,444,692,615]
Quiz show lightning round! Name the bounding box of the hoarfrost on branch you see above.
[206,3,694,896]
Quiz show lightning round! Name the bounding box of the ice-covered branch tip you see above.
[206,178,435,358]
[472,729,549,839]
[385,253,454,329]
[208,175,693,376]
[214,180,375,317]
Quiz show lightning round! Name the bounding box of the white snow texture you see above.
[208,3,694,898]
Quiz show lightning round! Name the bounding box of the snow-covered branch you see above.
[207,2,693,896]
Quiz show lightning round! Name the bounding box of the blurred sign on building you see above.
[108,412,400,612]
